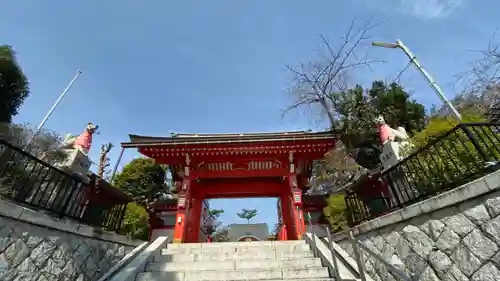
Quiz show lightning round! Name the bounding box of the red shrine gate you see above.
[121,131,337,243]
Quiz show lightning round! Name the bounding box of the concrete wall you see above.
[0,199,142,281]
[228,223,269,242]
[331,170,500,281]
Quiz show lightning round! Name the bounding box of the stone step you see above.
[163,243,311,255]
[146,257,323,271]
[154,249,315,262]
[137,274,333,281]
[137,267,330,281]
[156,248,314,262]
[167,240,306,249]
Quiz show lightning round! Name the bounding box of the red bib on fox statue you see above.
[74,122,99,153]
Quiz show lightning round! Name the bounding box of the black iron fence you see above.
[0,139,128,231]
[346,122,500,226]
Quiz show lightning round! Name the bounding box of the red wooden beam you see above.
[191,168,289,179]
[191,154,290,163]
[137,139,336,163]
[203,193,283,199]
[193,178,286,197]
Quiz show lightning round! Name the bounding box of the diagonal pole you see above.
[26,70,82,147]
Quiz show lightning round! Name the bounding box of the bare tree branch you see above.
[283,17,385,131]
[456,27,500,95]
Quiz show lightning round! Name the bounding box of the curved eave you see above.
[122,131,339,148]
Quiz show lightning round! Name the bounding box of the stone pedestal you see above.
[380,141,402,170]
[379,141,415,206]
[58,149,91,176]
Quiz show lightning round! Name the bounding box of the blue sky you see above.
[1,0,499,230]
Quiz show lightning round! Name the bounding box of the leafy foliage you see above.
[205,208,224,235]
[411,114,487,148]
[113,158,180,240]
[323,194,348,233]
[0,45,30,123]
[311,81,427,192]
[237,208,257,224]
[407,112,500,191]
[118,202,149,240]
[336,81,426,151]
[113,158,167,202]
[211,226,230,242]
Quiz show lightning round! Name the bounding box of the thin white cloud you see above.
[398,0,464,19]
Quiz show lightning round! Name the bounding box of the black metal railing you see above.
[0,139,128,231]
[346,122,500,226]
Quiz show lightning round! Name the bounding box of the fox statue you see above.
[60,122,99,155]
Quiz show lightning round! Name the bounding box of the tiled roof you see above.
[122,130,338,148]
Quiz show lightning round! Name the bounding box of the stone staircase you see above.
[136,240,335,281]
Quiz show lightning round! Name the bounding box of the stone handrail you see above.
[103,236,169,281]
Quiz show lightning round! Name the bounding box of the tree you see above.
[118,202,149,241]
[0,123,69,201]
[205,208,224,236]
[203,208,231,242]
[284,18,383,129]
[323,194,348,233]
[454,29,500,121]
[97,143,113,179]
[309,81,427,192]
[237,208,257,224]
[0,122,67,165]
[0,45,30,123]
[283,18,427,187]
[211,226,230,242]
[113,158,173,240]
[457,29,500,95]
[113,158,167,202]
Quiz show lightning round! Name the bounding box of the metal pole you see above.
[307,212,317,256]
[394,40,490,161]
[27,70,82,146]
[394,40,461,121]
[348,230,367,281]
[326,226,342,281]
[110,147,125,183]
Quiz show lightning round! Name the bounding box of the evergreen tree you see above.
[0,45,30,123]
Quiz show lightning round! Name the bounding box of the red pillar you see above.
[173,193,187,243]
[173,155,192,243]
[278,224,288,241]
[292,200,305,239]
[286,151,301,240]
[186,192,203,242]
[280,193,296,240]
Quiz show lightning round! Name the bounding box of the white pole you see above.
[372,40,462,121]
[394,40,461,121]
[27,70,82,146]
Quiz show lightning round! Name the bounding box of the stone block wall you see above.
[0,200,141,281]
[332,170,500,281]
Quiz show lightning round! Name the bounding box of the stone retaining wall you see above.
[332,170,500,281]
[0,199,142,281]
